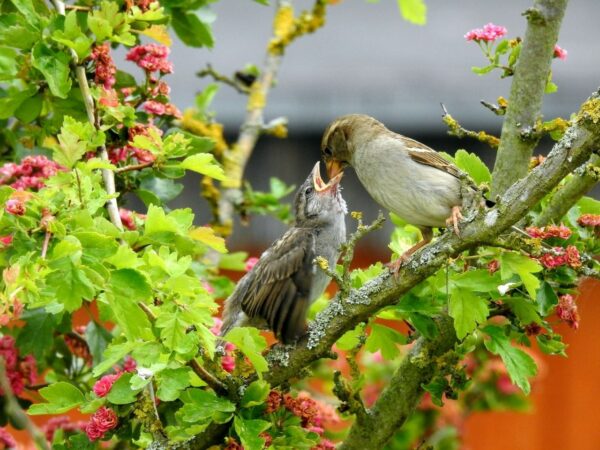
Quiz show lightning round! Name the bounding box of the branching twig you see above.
[197,64,251,94]
[114,161,154,174]
[41,231,51,259]
[441,104,500,148]
[0,357,50,450]
[52,0,124,231]
[480,98,508,116]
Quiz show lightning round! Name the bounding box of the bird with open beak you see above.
[321,114,479,273]
[220,162,346,345]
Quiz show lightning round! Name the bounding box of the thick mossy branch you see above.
[535,154,600,225]
[340,316,456,450]
[491,0,568,196]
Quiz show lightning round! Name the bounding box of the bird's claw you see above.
[386,254,410,279]
[445,206,464,236]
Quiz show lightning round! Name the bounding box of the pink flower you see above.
[245,257,259,272]
[85,406,118,441]
[126,44,173,74]
[0,156,63,191]
[123,356,137,373]
[90,43,117,89]
[539,246,580,269]
[553,44,568,61]
[487,259,499,274]
[210,317,223,335]
[526,224,571,239]
[5,199,25,216]
[142,100,166,115]
[556,294,579,329]
[44,416,87,442]
[0,236,12,247]
[93,373,120,397]
[119,208,136,231]
[578,213,600,227]
[464,23,507,42]
[0,427,16,448]
[221,353,236,373]
[202,281,215,295]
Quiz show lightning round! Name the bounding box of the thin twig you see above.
[197,64,250,94]
[441,103,500,148]
[52,0,124,231]
[115,161,154,173]
[0,357,50,450]
[41,231,51,258]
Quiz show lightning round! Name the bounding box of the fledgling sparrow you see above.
[220,162,347,345]
[321,114,485,272]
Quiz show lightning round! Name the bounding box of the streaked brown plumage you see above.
[220,162,346,345]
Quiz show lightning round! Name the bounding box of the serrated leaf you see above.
[31,42,72,98]
[28,382,84,415]
[483,325,537,394]
[179,153,225,180]
[454,149,491,185]
[157,367,192,401]
[54,117,106,168]
[234,416,270,450]
[336,325,364,351]
[503,297,541,325]
[189,227,227,253]
[224,327,268,377]
[536,334,567,356]
[155,311,196,355]
[107,269,153,341]
[449,288,489,339]
[500,252,542,298]
[397,0,427,25]
[179,388,235,423]
[16,308,55,360]
[107,372,140,404]
[365,323,406,360]
[452,269,501,292]
[46,257,96,312]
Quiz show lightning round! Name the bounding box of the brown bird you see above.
[220,162,347,345]
[321,114,478,272]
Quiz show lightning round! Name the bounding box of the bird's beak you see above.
[326,159,344,180]
[312,161,343,193]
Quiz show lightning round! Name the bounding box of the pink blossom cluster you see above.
[43,416,87,442]
[464,23,507,42]
[211,318,236,373]
[90,43,117,89]
[578,213,600,227]
[0,427,16,448]
[538,245,581,269]
[142,100,182,118]
[0,155,63,191]
[0,236,12,247]
[4,199,25,216]
[556,294,579,329]
[0,335,37,396]
[85,406,118,441]
[526,224,572,240]
[119,208,143,231]
[126,44,173,75]
[553,44,568,61]
[108,123,160,165]
[487,259,499,275]
[93,373,121,398]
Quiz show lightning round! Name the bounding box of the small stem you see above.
[197,64,250,94]
[115,161,154,173]
[0,357,50,450]
[41,231,52,258]
[188,359,227,395]
[74,168,84,208]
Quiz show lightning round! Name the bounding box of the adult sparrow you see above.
[220,162,347,345]
[321,114,483,271]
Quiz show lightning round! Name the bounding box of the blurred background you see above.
[147,1,599,448]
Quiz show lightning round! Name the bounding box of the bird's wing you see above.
[399,135,463,179]
[241,227,315,344]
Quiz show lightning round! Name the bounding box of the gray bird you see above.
[321,114,485,272]
[220,162,347,345]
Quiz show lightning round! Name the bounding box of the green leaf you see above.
[365,323,406,360]
[107,269,153,341]
[179,388,235,423]
[224,327,268,377]
[577,196,600,215]
[454,149,491,185]
[171,10,214,47]
[179,153,225,180]
[195,83,219,112]
[336,325,364,351]
[54,117,106,168]
[51,10,93,59]
[536,334,567,356]
[93,341,136,377]
[139,176,184,204]
[234,416,270,450]
[452,269,501,292]
[536,281,559,316]
[240,380,270,408]
[471,65,495,75]
[157,367,192,401]
[85,321,113,366]
[189,226,227,253]
[15,93,43,123]
[545,80,558,94]
[17,309,56,360]
[46,257,96,312]
[105,245,141,269]
[0,86,37,119]
[396,0,427,25]
[31,42,72,98]
[155,311,196,355]
[495,39,509,55]
[483,325,537,394]
[500,252,542,298]
[503,297,541,325]
[28,382,84,415]
[449,288,489,339]
[0,47,18,80]
[422,377,449,407]
[106,372,140,404]
[408,313,438,339]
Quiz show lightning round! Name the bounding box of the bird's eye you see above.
[305,186,314,195]
[323,147,333,157]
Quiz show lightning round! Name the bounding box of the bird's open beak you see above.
[325,159,344,180]
[312,161,343,193]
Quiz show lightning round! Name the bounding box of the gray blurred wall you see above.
[160,0,600,251]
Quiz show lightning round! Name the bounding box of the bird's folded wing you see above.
[400,136,463,179]
[241,228,315,343]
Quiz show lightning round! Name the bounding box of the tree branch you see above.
[52,0,124,231]
[340,316,456,450]
[535,154,600,225]
[491,0,568,196]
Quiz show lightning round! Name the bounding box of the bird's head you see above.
[321,114,386,179]
[293,162,346,226]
